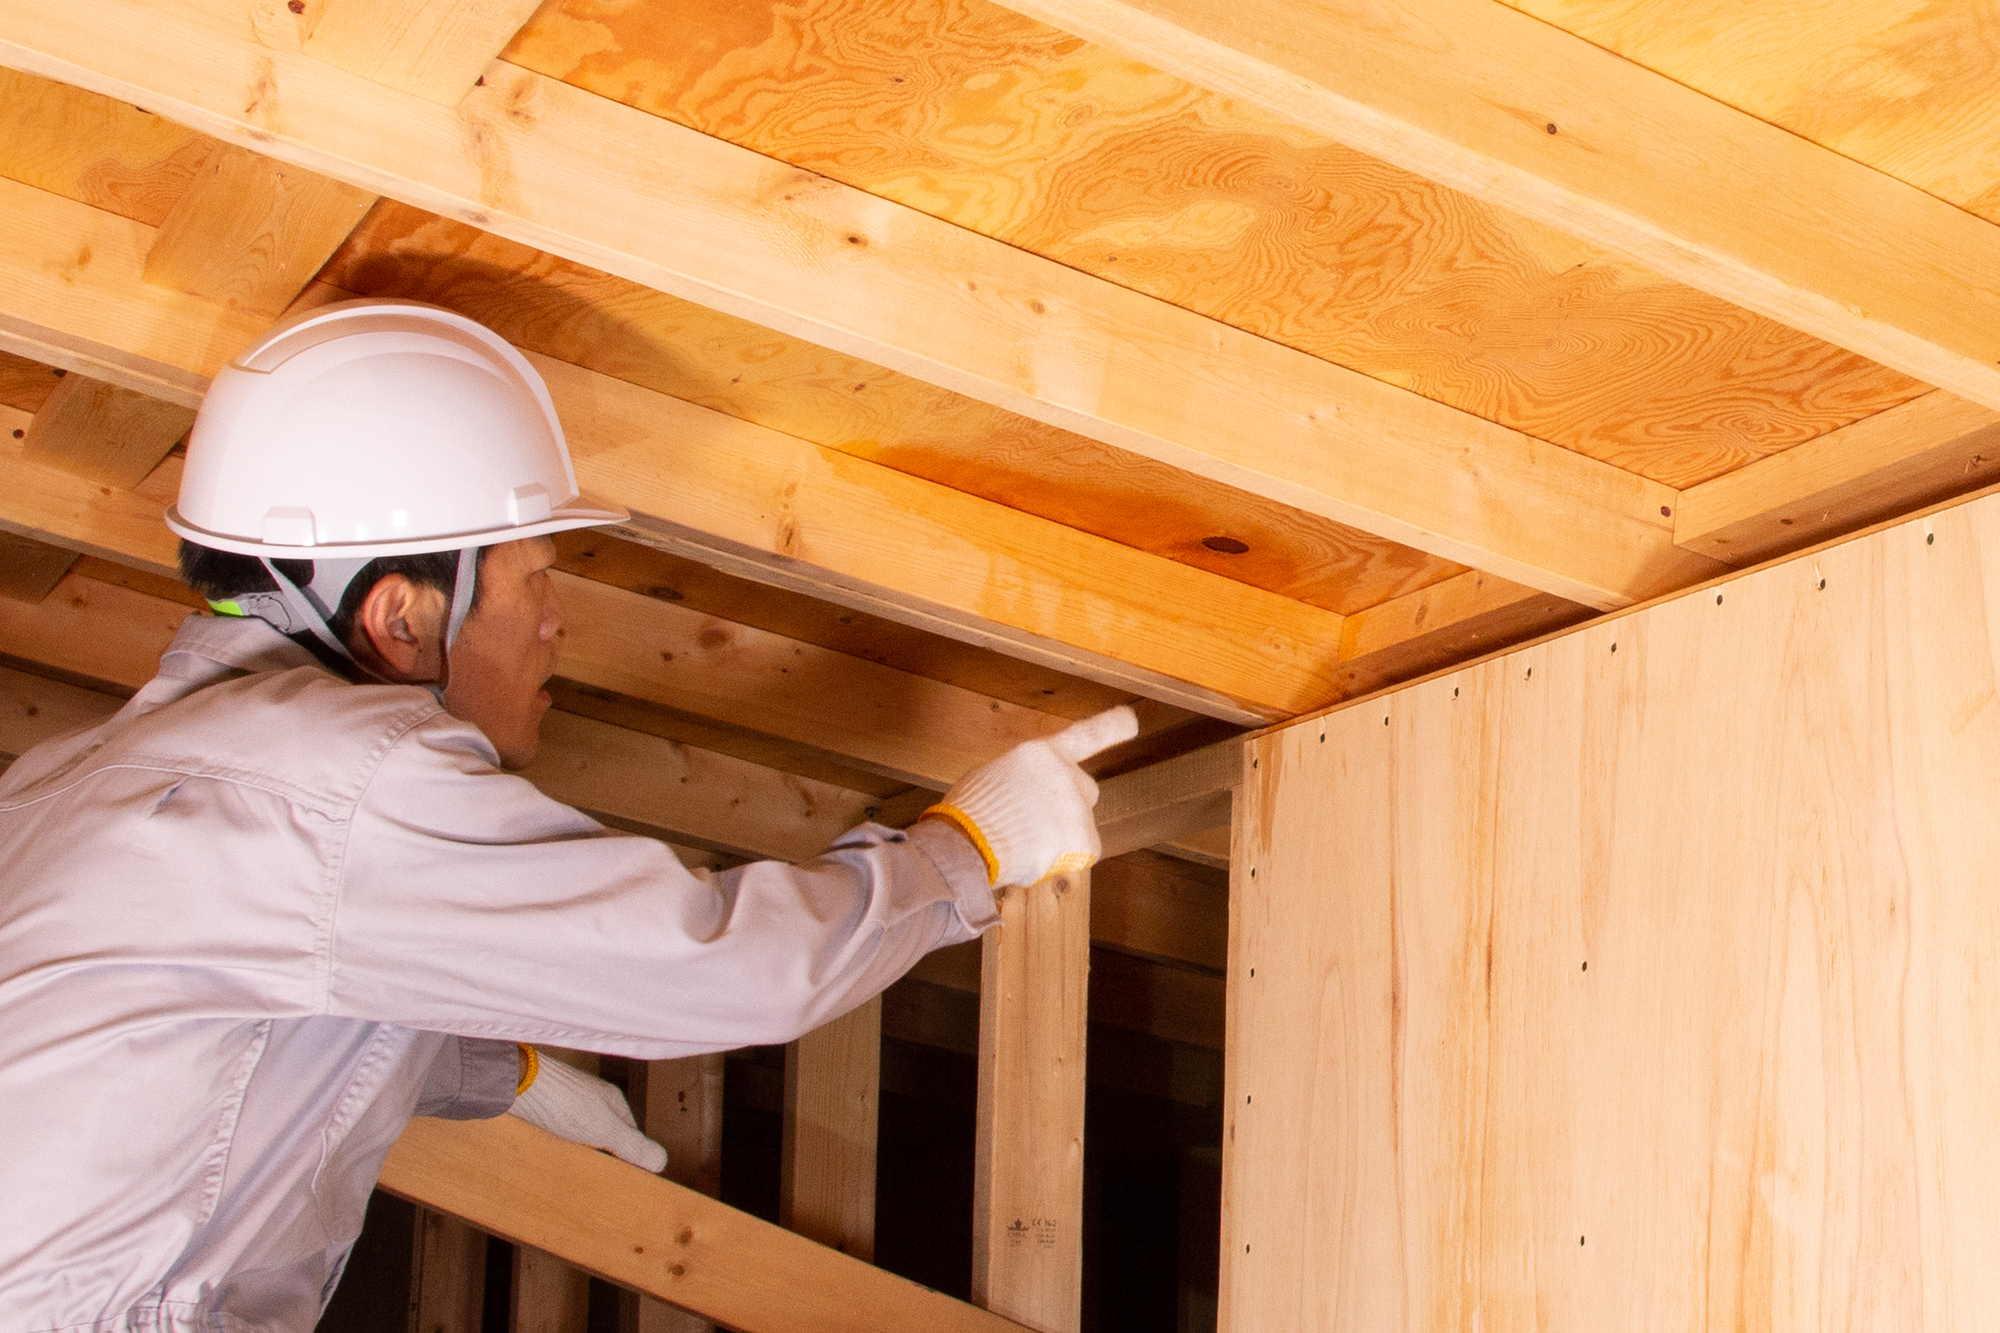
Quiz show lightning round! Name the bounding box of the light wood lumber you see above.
[0,176,1351,721]
[300,0,545,104]
[972,869,1090,1333]
[909,939,1223,1053]
[1677,392,2000,565]
[633,1054,725,1333]
[782,998,881,1261]
[511,1246,590,1333]
[990,0,2000,414]
[0,529,76,602]
[144,144,374,315]
[1093,738,1240,860]
[0,570,880,864]
[0,7,1717,608]
[0,661,124,755]
[0,175,259,406]
[410,1210,488,1333]
[1224,482,2000,1330]
[381,1114,1031,1333]
[1089,850,1226,973]
[21,371,194,488]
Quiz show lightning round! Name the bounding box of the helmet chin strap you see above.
[244,548,481,698]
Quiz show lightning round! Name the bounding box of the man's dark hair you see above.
[178,542,481,664]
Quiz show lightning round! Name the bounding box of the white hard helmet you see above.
[168,299,628,665]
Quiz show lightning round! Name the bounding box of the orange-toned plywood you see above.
[0,68,213,226]
[1504,1,2000,227]
[503,0,1924,487]
[321,200,1460,614]
[554,530,1137,719]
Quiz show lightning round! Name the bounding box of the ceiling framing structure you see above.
[1,0,1995,1328]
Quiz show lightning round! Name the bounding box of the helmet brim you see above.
[164,495,632,560]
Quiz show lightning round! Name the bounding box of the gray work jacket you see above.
[0,617,992,1332]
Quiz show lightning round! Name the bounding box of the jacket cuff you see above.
[414,1035,523,1120]
[906,817,1000,937]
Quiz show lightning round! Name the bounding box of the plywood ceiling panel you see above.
[323,200,1464,614]
[1505,0,2000,226]
[502,0,1926,488]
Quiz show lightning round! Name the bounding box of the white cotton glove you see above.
[921,706,1139,888]
[508,1049,668,1173]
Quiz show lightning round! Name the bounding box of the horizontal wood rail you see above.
[382,1114,1030,1333]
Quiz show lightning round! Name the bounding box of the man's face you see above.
[442,536,563,769]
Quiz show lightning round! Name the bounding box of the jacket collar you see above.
[130,616,335,715]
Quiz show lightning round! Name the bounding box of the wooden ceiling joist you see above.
[280,0,545,105]
[991,0,2000,414]
[0,3,1722,610]
[21,371,194,489]
[0,176,1347,723]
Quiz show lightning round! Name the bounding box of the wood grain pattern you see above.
[0,530,77,603]
[22,371,193,488]
[143,144,374,314]
[505,0,1924,487]
[1678,392,2000,566]
[0,68,213,227]
[301,0,544,104]
[511,1246,590,1333]
[634,1054,725,1333]
[1505,0,2000,227]
[410,1210,488,1333]
[0,16,1708,609]
[553,530,1138,719]
[321,201,1461,614]
[973,869,1091,1332]
[382,1114,1032,1333]
[0,352,64,414]
[1225,482,2000,1330]
[782,998,882,1260]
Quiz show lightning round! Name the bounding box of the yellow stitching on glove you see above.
[515,1043,539,1097]
[920,804,1000,885]
[1048,851,1095,878]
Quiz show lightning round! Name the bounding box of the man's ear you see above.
[349,573,448,684]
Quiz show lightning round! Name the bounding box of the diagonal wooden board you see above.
[381,1113,1030,1333]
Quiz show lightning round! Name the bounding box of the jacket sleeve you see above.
[413,1036,522,1120]
[325,711,996,1059]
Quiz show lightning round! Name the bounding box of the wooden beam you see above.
[1332,571,1592,704]
[381,1114,1030,1333]
[782,998,881,1261]
[1677,393,2000,566]
[0,13,1717,609]
[0,529,76,602]
[1089,850,1226,973]
[0,178,1348,723]
[0,407,1100,789]
[1094,738,1240,861]
[293,0,545,105]
[989,0,2000,416]
[972,868,1090,1333]
[632,1053,725,1333]
[0,176,260,407]
[144,144,374,315]
[21,371,194,488]
[0,570,885,864]
[410,1209,489,1333]
[511,1246,590,1333]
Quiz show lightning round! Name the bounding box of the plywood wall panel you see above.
[503,0,1924,487]
[1224,489,2000,1329]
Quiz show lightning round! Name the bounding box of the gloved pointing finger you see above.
[922,705,1138,889]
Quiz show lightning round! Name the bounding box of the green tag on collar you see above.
[207,599,246,617]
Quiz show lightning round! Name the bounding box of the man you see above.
[0,300,1133,1331]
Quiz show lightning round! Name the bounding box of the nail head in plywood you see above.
[143,143,374,315]
[21,373,194,490]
